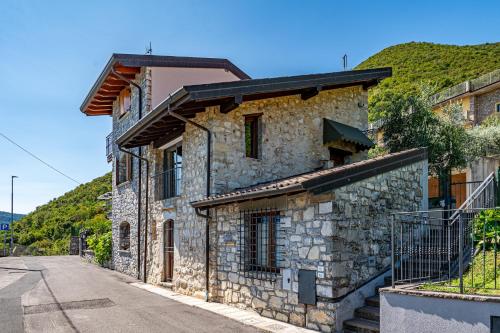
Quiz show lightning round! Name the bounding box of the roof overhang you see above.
[117,67,392,149]
[191,147,427,208]
[80,54,251,116]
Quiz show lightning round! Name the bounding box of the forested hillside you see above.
[12,173,112,255]
[355,42,500,120]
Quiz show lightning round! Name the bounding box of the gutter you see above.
[112,67,147,282]
[166,107,213,302]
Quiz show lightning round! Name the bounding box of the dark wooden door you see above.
[163,220,174,281]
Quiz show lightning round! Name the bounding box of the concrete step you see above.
[343,318,380,333]
[365,295,380,307]
[354,305,380,321]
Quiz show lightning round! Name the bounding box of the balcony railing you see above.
[106,133,113,163]
[153,166,182,200]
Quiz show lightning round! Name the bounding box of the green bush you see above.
[473,209,500,249]
[87,231,112,265]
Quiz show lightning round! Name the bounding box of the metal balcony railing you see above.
[153,166,182,200]
[106,133,113,163]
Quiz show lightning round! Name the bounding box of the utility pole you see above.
[10,175,18,255]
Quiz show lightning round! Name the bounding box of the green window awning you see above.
[323,118,374,151]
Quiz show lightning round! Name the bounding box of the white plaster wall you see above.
[381,291,500,333]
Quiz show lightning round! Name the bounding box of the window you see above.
[244,114,261,159]
[240,210,282,281]
[496,103,500,113]
[329,147,352,167]
[119,88,131,117]
[116,152,133,185]
[162,144,182,199]
[119,222,130,250]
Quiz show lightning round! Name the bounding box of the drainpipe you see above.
[167,108,212,301]
[112,68,145,281]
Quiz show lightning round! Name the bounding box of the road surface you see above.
[0,256,260,333]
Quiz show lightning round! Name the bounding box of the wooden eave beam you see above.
[301,86,322,100]
[153,127,186,148]
[114,66,141,74]
[220,95,243,114]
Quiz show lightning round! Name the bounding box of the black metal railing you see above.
[106,133,113,163]
[153,166,182,200]
[391,172,499,293]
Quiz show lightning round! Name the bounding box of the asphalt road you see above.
[0,256,260,333]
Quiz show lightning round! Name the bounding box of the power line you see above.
[0,132,81,185]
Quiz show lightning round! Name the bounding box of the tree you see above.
[381,86,474,211]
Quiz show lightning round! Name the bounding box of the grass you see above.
[419,249,500,296]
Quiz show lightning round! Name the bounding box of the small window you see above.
[240,210,281,281]
[329,147,352,166]
[496,103,500,113]
[119,88,131,116]
[116,152,133,185]
[244,114,261,159]
[119,222,130,250]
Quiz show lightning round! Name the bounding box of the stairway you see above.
[342,276,391,333]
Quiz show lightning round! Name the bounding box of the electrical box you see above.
[298,269,316,305]
[282,269,292,290]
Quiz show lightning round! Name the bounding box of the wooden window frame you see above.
[244,114,262,159]
[119,88,132,117]
[116,153,133,185]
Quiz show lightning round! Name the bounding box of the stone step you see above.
[158,281,174,290]
[355,305,380,321]
[365,295,380,307]
[343,318,380,333]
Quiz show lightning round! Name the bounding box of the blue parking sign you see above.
[0,223,10,231]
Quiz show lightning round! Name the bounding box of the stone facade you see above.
[107,68,427,332]
[475,88,500,124]
[211,161,426,332]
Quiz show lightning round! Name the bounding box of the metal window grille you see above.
[239,209,284,281]
[153,166,182,200]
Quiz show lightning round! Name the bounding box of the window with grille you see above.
[239,209,283,281]
[119,222,130,251]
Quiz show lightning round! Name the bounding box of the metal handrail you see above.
[449,172,495,223]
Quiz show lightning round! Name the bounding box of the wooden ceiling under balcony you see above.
[84,66,141,116]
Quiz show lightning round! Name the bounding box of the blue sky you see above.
[0,0,499,213]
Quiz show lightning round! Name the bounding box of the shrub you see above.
[473,209,500,249]
[87,231,112,265]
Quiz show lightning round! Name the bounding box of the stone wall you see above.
[144,86,370,298]
[111,68,152,279]
[476,88,500,123]
[212,160,426,332]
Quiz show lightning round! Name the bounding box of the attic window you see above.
[329,147,352,166]
[245,114,261,159]
[119,88,131,117]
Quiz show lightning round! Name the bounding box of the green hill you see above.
[11,173,112,255]
[355,42,500,120]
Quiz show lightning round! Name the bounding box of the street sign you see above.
[0,224,10,231]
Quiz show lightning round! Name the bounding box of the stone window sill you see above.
[116,181,131,189]
[118,250,131,256]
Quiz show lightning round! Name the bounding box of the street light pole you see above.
[10,175,18,255]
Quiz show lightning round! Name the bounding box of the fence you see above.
[391,172,498,293]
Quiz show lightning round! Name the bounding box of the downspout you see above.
[112,68,146,281]
[167,109,212,301]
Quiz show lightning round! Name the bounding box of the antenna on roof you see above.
[342,54,348,70]
[145,42,152,55]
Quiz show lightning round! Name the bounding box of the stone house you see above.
[81,54,428,332]
[429,68,500,207]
